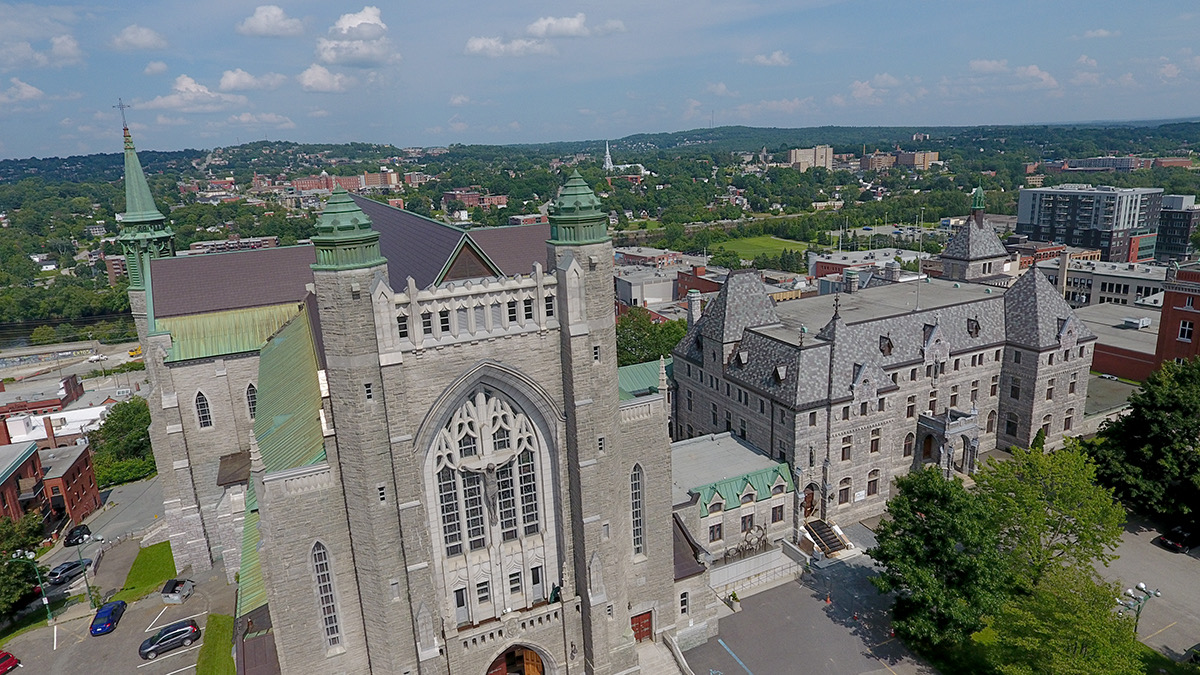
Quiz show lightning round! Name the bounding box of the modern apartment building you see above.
[1156,194,1200,263]
[787,145,833,171]
[1016,184,1163,262]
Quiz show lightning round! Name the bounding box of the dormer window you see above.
[771,480,786,496]
[740,492,755,504]
[708,497,724,514]
[879,336,893,356]
[967,318,981,338]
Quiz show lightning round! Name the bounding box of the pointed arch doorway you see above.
[486,644,545,675]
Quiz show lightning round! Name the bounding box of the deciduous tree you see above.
[0,513,49,618]
[615,307,687,367]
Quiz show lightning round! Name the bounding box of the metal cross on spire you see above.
[114,98,132,129]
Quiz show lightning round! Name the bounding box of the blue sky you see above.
[2,1,1199,160]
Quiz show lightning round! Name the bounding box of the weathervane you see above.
[114,98,132,129]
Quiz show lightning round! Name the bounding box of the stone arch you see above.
[485,641,558,675]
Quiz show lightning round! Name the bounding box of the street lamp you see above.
[10,550,53,625]
[1116,581,1161,633]
[76,533,105,608]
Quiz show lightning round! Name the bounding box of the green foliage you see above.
[988,567,1141,675]
[869,468,1012,648]
[615,307,687,367]
[708,249,743,269]
[0,513,51,619]
[1087,358,1200,520]
[85,359,145,379]
[196,614,237,675]
[91,397,156,486]
[975,442,1125,588]
[28,325,56,345]
[110,541,176,603]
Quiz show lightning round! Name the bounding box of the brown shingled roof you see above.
[150,246,315,318]
[467,224,552,276]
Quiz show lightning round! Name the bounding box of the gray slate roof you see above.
[699,269,780,345]
[351,194,475,289]
[1004,268,1095,349]
[941,213,1009,261]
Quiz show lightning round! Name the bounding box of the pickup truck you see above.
[87,354,108,363]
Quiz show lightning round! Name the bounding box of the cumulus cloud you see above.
[0,34,83,68]
[1071,71,1101,86]
[139,74,247,112]
[706,82,737,97]
[449,94,470,106]
[228,111,296,128]
[308,109,330,117]
[316,6,398,67]
[0,77,43,104]
[1077,54,1097,67]
[237,6,304,37]
[1160,62,1181,78]
[448,115,467,132]
[297,64,349,91]
[682,98,703,120]
[219,68,287,91]
[111,24,167,51]
[1117,72,1136,86]
[1015,64,1058,88]
[849,80,880,104]
[527,13,589,37]
[871,72,901,88]
[1084,28,1117,38]
[969,59,1008,74]
[144,61,168,75]
[747,50,790,67]
[464,37,554,57]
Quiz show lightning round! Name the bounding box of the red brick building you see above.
[0,375,84,420]
[0,441,48,523]
[39,445,101,525]
[676,265,723,296]
[1156,262,1200,366]
[442,189,509,209]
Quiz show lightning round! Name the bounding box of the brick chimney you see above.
[43,417,56,448]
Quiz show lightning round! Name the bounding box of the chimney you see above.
[693,264,706,276]
[687,289,702,327]
[43,417,56,447]
[1057,251,1070,297]
[845,268,860,293]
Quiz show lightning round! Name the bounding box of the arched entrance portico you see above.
[486,644,550,675]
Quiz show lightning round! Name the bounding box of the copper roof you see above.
[150,246,315,318]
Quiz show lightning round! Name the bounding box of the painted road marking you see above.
[53,625,57,651]
[717,638,755,675]
[146,607,168,632]
[147,610,208,633]
[1141,621,1177,641]
[164,665,197,675]
[135,643,202,668]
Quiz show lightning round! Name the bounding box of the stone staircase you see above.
[637,639,685,675]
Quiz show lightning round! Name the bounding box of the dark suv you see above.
[139,619,201,660]
[64,525,91,547]
[47,559,90,585]
[1155,525,1198,554]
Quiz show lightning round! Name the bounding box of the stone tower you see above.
[941,186,1010,282]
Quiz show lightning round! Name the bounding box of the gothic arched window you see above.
[246,383,257,420]
[195,392,212,428]
[631,464,645,555]
[903,433,915,457]
[311,542,341,648]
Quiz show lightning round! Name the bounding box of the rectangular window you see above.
[772,505,785,523]
[859,401,868,416]
[991,375,999,397]
[476,581,491,604]
[364,383,374,401]
[1180,320,1194,341]
[377,484,387,503]
[1010,377,1021,400]
[878,398,885,412]
[680,592,690,615]
[741,514,754,533]
[1013,350,1022,364]
[422,312,433,336]
[809,411,817,426]
[906,395,915,418]
[759,399,765,414]
[738,418,746,439]
[709,523,722,542]
[523,298,534,320]
[870,428,880,453]
[950,385,958,408]
[397,315,409,339]
[725,411,732,431]
[519,451,540,535]
[686,389,693,411]
[593,345,601,362]
[439,309,451,333]
[842,406,850,420]
[498,464,518,541]
[838,485,850,505]
[841,436,852,461]
[929,391,938,413]
[954,358,960,371]
[544,295,555,317]
[1046,378,1055,400]
[597,437,606,453]
[509,572,522,595]
[909,367,917,381]
[439,471,462,556]
[1069,374,1077,394]
[464,473,486,551]
[867,475,879,496]
[507,300,518,323]
[712,404,718,426]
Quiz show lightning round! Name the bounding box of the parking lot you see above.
[6,572,231,675]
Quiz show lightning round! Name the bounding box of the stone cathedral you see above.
[119,126,677,674]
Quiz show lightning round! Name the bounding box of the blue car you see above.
[90,600,127,636]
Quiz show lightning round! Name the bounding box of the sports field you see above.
[715,235,808,258]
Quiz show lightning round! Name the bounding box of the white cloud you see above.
[1160,62,1181,78]
[871,73,901,88]
[850,80,880,104]
[1084,28,1117,38]
[0,33,82,68]
[144,61,167,75]
[683,98,703,120]
[0,77,43,104]
[237,6,304,37]
[748,50,790,67]
[111,24,167,51]
[1077,54,1097,67]
[969,59,1008,74]
[1117,72,1136,86]
[308,109,330,118]
[219,68,287,91]
[465,37,554,57]
[448,115,467,132]
[155,114,188,125]
[449,94,470,106]
[705,82,737,97]
[527,13,589,38]
[316,6,398,67]
[1071,71,1101,86]
[297,64,349,92]
[49,35,80,62]
[228,112,296,128]
[139,75,247,112]
[1015,64,1058,88]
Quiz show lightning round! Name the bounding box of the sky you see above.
[2,1,1200,160]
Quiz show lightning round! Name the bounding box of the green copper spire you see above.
[117,125,174,291]
[547,171,608,245]
[971,185,986,211]
[311,187,386,271]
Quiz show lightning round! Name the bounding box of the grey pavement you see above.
[1096,516,1200,662]
[43,475,162,571]
[1084,374,1137,416]
[685,524,933,675]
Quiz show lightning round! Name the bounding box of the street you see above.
[42,476,163,572]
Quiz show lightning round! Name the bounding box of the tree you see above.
[28,325,56,345]
[869,468,1012,648]
[1085,358,1200,520]
[90,397,155,486]
[0,513,49,618]
[615,307,687,367]
[975,442,1125,587]
[988,566,1141,675]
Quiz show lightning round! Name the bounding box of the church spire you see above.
[603,141,614,172]
[116,120,174,291]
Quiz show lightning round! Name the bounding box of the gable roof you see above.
[617,357,672,400]
[150,246,315,318]
[941,213,1009,261]
[156,302,303,362]
[1004,267,1096,349]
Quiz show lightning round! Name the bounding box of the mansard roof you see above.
[941,212,1009,261]
[1004,267,1096,349]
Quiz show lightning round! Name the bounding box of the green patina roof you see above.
[695,464,795,517]
[547,171,609,245]
[157,303,303,363]
[119,127,167,227]
[236,499,266,618]
[253,304,326,473]
[971,185,986,211]
[311,187,385,271]
[617,357,672,400]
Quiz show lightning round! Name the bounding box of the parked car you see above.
[139,619,201,660]
[47,558,90,585]
[64,524,91,547]
[128,345,142,357]
[90,600,127,636]
[161,579,195,604]
[86,354,108,362]
[1154,525,1199,554]
[0,651,18,673]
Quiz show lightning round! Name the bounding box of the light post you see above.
[10,550,53,624]
[1116,582,1161,633]
[76,533,105,608]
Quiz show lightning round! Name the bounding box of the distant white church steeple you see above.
[603,141,615,172]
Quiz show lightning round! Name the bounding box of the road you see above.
[43,476,163,571]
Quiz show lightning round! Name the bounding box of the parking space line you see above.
[1141,621,1176,641]
[53,625,58,651]
[147,610,208,633]
[164,665,197,675]
[134,642,202,668]
[146,607,168,632]
[717,639,754,675]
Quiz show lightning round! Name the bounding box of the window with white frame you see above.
[312,542,341,648]
[195,392,212,428]
[1180,320,1194,341]
[631,464,645,555]
[246,383,257,420]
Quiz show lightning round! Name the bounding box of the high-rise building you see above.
[787,145,833,171]
[1156,194,1200,263]
[1016,184,1163,262]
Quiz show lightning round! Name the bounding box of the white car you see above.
[87,354,108,362]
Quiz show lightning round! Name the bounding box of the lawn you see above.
[110,541,176,603]
[715,235,808,259]
[195,614,236,675]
